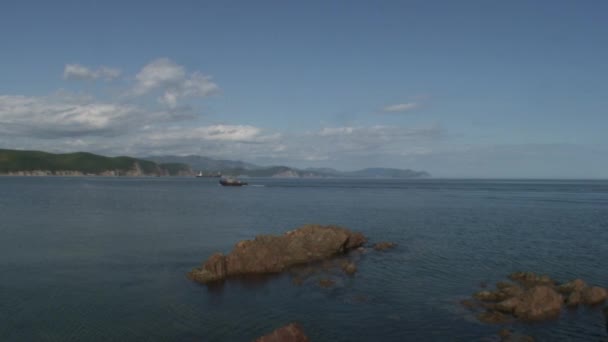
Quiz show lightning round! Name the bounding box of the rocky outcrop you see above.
[463,272,607,324]
[253,323,310,342]
[513,286,563,321]
[188,225,367,284]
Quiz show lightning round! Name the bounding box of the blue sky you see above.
[0,1,606,177]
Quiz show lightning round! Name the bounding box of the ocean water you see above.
[1,177,607,341]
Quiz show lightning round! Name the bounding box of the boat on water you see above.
[219,177,248,186]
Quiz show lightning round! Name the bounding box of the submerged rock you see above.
[498,329,535,342]
[477,310,512,324]
[341,261,357,275]
[373,242,397,251]
[318,278,336,288]
[188,224,367,284]
[253,323,310,342]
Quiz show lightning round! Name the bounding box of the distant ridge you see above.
[149,155,430,178]
[0,149,191,176]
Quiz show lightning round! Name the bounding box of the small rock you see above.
[477,310,512,324]
[253,322,310,342]
[474,290,500,302]
[318,278,335,288]
[498,328,512,339]
[497,281,516,290]
[460,299,478,309]
[291,276,303,286]
[373,242,397,251]
[341,261,357,275]
[581,286,607,305]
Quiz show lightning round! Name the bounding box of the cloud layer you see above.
[63,64,121,81]
[382,102,418,113]
[133,58,219,107]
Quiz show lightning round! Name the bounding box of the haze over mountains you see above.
[147,155,430,178]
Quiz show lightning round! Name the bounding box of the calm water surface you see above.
[1,177,607,341]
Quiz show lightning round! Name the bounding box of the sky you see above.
[0,0,607,178]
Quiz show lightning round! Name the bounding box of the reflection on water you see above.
[0,177,607,341]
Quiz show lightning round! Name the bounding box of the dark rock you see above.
[253,323,310,342]
[373,242,397,251]
[477,310,512,324]
[188,225,367,284]
[498,328,512,339]
[318,278,335,288]
[581,286,607,305]
[513,286,563,321]
[566,291,582,307]
[460,299,478,310]
[497,328,535,342]
[341,261,357,275]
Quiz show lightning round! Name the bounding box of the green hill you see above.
[0,149,191,176]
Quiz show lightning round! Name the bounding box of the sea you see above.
[1,177,607,341]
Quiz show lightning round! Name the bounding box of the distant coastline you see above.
[0,148,430,179]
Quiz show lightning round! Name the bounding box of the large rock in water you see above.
[253,323,310,342]
[188,224,367,284]
[513,286,563,321]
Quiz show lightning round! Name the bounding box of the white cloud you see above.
[0,94,140,137]
[63,64,121,81]
[147,124,279,143]
[382,102,418,113]
[133,58,219,107]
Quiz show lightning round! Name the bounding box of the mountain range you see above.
[147,155,430,178]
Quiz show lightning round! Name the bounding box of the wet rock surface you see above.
[188,225,367,284]
[462,272,607,325]
[253,323,310,342]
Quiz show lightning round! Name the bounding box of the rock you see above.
[513,286,563,321]
[566,291,582,307]
[498,329,512,339]
[581,286,607,305]
[474,290,500,302]
[499,284,524,299]
[253,323,310,342]
[508,272,554,288]
[497,328,535,342]
[496,281,516,290]
[460,299,478,310]
[495,297,521,314]
[557,279,587,294]
[477,310,512,324]
[341,261,357,275]
[187,253,227,283]
[373,242,397,251]
[318,278,335,288]
[188,225,367,284]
